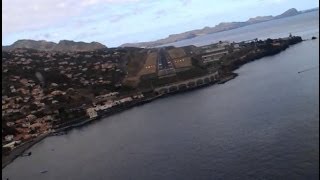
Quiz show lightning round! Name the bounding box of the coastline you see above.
[2,133,49,169]
[2,36,304,169]
[1,74,234,169]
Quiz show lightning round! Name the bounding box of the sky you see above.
[2,0,319,47]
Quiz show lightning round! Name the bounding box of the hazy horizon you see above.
[2,0,319,47]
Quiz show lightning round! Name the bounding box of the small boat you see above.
[21,152,32,157]
[40,170,48,174]
[52,131,67,136]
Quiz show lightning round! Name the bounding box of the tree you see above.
[2,147,11,156]
[266,38,273,44]
[58,107,66,115]
[191,57,200,67]
[29,103,38,111]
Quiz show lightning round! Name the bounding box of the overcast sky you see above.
[2,0,318,47]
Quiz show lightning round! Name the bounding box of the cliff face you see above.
[120,8,303,48]
[2,40,107,52]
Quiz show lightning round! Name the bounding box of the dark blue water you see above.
[2,11,319,180]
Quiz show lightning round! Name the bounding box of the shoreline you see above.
[2,133,49,169]
[2,36,303,169]
[1,74,236,169]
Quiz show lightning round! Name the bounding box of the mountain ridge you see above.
[2,39,107,52]
[120,7,317,48]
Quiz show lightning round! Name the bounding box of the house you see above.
[119,97,133,103]
[6,122,15,127]
[86,108,98,119]
[51,83,58,87]
[29,122,42,130]
[43,115,54,121]
[26,114,37,121]
[133,94,144,99]
[5,135,14,142]
[22,122,31,128]
[50,90,65,96]
[95,92,119,102]
[3,141,20,149]
[272,42,281,46]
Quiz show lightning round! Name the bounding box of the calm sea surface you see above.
[3,11,319,180]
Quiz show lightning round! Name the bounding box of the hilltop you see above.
[2,40,107,52]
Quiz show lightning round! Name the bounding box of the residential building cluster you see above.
[2,48,131,149]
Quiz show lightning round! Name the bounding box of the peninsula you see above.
[2,35,303,168]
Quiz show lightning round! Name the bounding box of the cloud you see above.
[2,0,140,35]
[43,33,51,39]
[258,0,287,3]
[180,0,192,6]
[155,9,167,15]
[80,0,139,6]
[154,9,168,19]
[109,14,129,23]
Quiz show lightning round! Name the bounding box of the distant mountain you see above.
[301,7,319,13]
[274,8,299,19]
[53,40,106,52]
[2,40,56,51]
[2,39,106,52]
[120,7,317,48]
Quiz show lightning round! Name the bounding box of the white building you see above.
[200,42,230,64]
[201,51,228,64]
[86,108,98,119]
[95,92,119,101]
[3,141,20,149]
[6,122,15,127]
[26,114,37,121]
[5,135,14,142]
[133,94,144,99]
[119,97,133,103]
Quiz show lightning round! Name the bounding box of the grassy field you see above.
[168,48,192,69]
[123,50,157,87]
[138,52,158,75]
